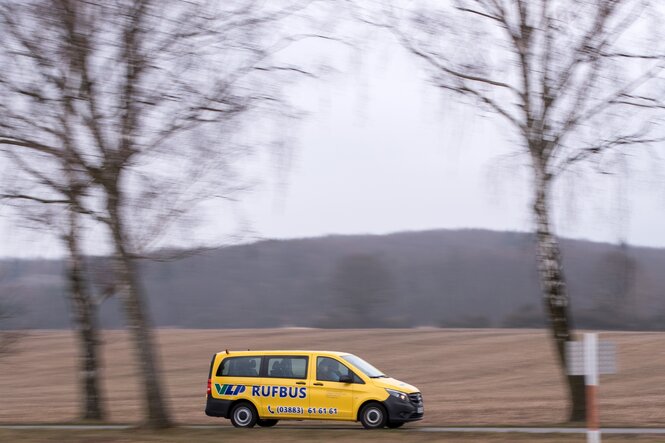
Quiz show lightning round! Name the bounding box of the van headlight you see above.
[386,389,408,402]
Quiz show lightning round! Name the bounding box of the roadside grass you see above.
[2,428,665,443]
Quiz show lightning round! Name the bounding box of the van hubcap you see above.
[234,407,252,426]
[366,408,382,425]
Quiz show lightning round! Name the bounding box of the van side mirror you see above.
[339,375,353,383]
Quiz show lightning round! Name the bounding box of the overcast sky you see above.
[243,37,665,248]
[1,33,664,258]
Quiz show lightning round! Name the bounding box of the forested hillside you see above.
[1,229,663,330]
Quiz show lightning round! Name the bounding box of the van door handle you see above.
[296,381,306,385]
[313,382,323,386]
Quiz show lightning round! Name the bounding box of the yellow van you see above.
[204,350,424,428]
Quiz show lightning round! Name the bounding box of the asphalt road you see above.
[2,425,665,434]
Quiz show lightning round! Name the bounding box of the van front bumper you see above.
[205,395,232,418]
[383,395,424,422]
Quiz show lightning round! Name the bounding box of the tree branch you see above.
[556,132,665,173]
[0,193,69,205]
[394,26,522,95]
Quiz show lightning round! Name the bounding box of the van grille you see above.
[408,392,423,405]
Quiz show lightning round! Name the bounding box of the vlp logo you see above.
[215,384,246,396]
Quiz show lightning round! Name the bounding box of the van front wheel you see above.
[230,402,258,428]
[359,403,387,429]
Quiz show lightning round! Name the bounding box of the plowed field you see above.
[1,329,663,426]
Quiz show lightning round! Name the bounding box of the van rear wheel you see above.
[230,402,258,428]
[359,403,387,429]
[257,419,279,427]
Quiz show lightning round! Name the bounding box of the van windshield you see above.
[342,354,386,378]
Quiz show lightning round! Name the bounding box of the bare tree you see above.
[2,185,108,420]
[0,264,21,357]
[0,328,20,359]
[0,296,19,359]
[0,47,110,418]
[64,213,107,420]
[0,0,334,428]
[583,243,639,329]
[355,0,665,421]
[331,254,395,327]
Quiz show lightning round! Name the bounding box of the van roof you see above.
[215,350,350,357]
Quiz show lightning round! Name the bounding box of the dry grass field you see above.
[1,328,664,427]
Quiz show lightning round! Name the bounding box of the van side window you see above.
[216,356,261,377]
[317,357,362,383]
[266,356,308,379]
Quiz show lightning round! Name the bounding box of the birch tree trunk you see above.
[64,208,105,420]
[107,188,171,429]
[532,158,586,422]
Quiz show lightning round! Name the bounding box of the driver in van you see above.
[318,358,342,382]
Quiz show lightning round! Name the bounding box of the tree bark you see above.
[64,209,105,421]
[532,163,586,422]
[106,189,172,429]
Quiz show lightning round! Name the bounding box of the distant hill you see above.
[1,229,663,330]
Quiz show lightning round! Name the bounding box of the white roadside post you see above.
[566,333,616,443]
[584,333,599,443]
